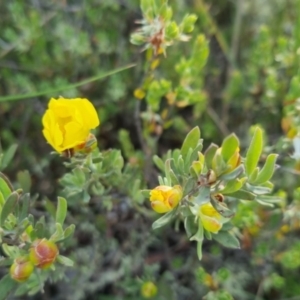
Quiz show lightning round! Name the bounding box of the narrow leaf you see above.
[184,215,196,238]
[153,155,165,172]
[50,223,64,242]
[245,127,263,176]
[57,255,74,267]
[229,189,256,201]
[63,224,76,240]
[0,274,18,300]
[181,127,200,159]
[219,165,244,181]
[56,197,67,226]
[221,134,239,161]
[0,144,18,171]
[16,170,31,193]
[253,154,278,184]
[18,193,30,222]
[0,192,19,226]
[152,209,176,230]
[204,143,218,170]
[213,231,240,249]
[0,176,12,200]
[220,178,246,194]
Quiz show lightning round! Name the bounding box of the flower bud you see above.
[149,185,182,213]
[29,239,59,269]
[181,14,198,33]
[141,281,158,298]
[199,203,222,233]
[165,21,179,39]
[10,257,34,282]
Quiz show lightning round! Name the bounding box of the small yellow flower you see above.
[42,97,100,153]
[149,185,182,213]
[199,203,222,233]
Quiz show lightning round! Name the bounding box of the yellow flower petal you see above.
[200,203,221,220]
[151,201,171,213]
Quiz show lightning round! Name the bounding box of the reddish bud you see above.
[29,239,59,269]
[10,257,34,282]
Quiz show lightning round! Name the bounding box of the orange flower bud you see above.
[29,239,59,269]
[149,185,182,213]
[10,257,34,282]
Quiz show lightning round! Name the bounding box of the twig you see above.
[207,106,230,136]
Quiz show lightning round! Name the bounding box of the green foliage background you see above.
[1,0,300,299]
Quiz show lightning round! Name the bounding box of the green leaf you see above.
[63,224,76,240]
[0,192,19,226]
[56,197,67,226]
[16,170,31,193]
[184,148,194,173]
[50,222,64,242]
[0,257,13,267]
[44,198,56,219]
[204,144,218,170]
[169,169,179,185]
[181,127,200,159]
[152,209,177,230]
[245,183,272,195]
[184,215,196,238]
[245,127,263,176]
[57,255,74,267]
[177,155,185,174]
[229,189,256,201]
[0,176,12,200]
[164,159,172,183]
[220,178,246,194]
[0,192,5,208]
[194,186,211,206]
[34,216,45,238]
[72,167,86,187]
[221,134,239,162]
[249,167,259,182]
[213,231,240,249]
[190,220,204,260]
[18,193,30,222]
[153,155,165,172]
[0,144,18,171]
[219,164,244,181]
[0,274,18,300]
[140,189,151,198]
[253,154,278,184]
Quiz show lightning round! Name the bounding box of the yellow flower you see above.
[149,185,182,213]
[199,203,222,233]
[42,97,100,153]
